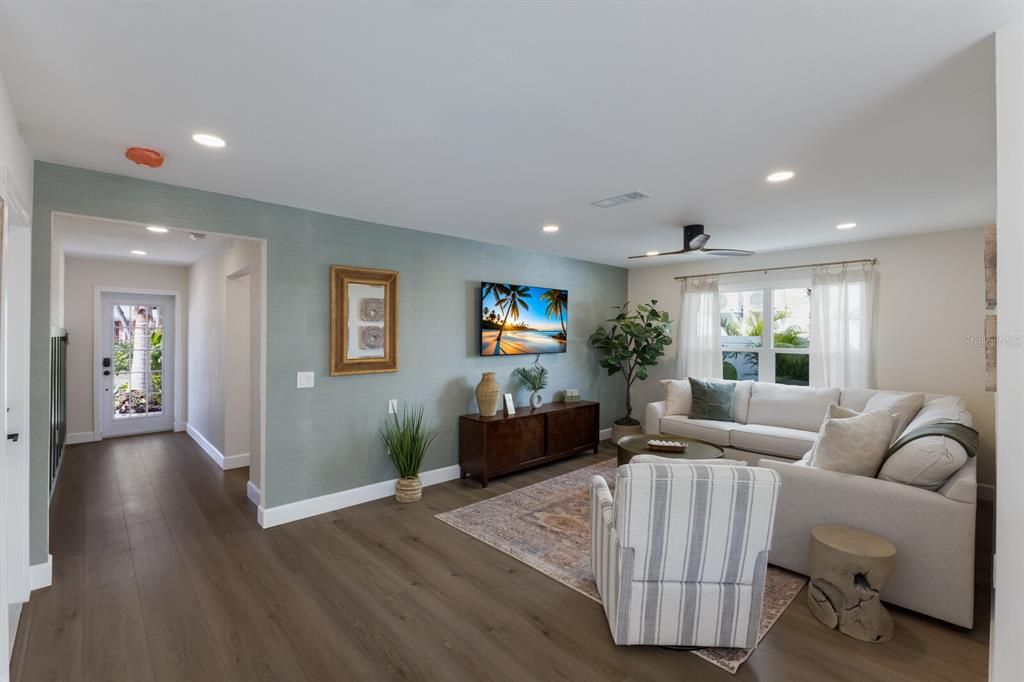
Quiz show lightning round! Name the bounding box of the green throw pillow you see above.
[688,378,735,422]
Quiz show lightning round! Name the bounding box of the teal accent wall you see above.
[30,162,627,562]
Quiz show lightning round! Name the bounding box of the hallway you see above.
[11,433,254,680]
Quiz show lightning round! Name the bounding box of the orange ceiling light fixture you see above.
[124,146,165,168]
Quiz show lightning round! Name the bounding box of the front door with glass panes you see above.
[99,292,174,437]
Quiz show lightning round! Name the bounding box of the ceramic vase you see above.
[395,475,422,503]
[475,372,500,416]
[530,392,543,409]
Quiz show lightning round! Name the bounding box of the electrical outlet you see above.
[296,371,315,388]
[388,399,398,414]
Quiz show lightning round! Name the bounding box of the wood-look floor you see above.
[11,433,991,681]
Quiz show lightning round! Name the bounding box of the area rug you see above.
[436,459,806,674]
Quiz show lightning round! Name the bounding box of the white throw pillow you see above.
[864,391,925,440]
[660,379,692,416]
[877,437,969,490]
[808,404,895,477]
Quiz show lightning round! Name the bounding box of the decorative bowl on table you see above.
[646,439,688,453]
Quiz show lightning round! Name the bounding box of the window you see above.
[112,304,164,418]
[721,284,810,385]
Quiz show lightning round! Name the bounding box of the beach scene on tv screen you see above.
[481,282,567,355]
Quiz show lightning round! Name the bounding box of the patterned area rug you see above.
[436,459,806,674]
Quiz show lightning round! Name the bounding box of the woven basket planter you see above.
[395,475,423,503]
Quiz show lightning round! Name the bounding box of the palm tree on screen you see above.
[493,285,532,354]
[482,282,510,322]
[541,289,567,337]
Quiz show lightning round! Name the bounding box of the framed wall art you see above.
[330,265,399,376]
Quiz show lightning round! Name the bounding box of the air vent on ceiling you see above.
[590,190,651,208]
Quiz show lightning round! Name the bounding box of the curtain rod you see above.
[673,257,877,281]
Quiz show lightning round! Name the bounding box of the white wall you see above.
[0,73,32,217]
[628,226,996,486]
[187,238,262,486]
[991,16,1024,682]
[63,256,189,439]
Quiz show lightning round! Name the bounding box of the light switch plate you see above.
[296,371,315,388]
[388,399,398,414]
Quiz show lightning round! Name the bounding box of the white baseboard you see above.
[978,483,995,501]
[258,464,462,529]
[66,431,97,445]
[186,423,250,470]
[223,452,250,469]
[29,555,52,591]
[246,480,261,506]
[173,421,186,433]
[599,427,612,441]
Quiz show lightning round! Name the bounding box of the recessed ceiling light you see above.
[130,250,147,256]
[542,224,560,233]
[192,133,226,148]
[765,170,795,183]
[836,222,857,230]
[646,251,660,256]
[146,225,168,233]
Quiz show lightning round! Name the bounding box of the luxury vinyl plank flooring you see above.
[12,433,991,681]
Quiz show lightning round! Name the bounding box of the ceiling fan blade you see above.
[627,248,690,259]
[700,248,755,257]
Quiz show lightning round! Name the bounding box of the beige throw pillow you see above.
[660,379,692,416]
[864,391,925,440]
[808,404,895,477]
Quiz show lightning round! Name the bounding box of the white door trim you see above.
[4,222,31,608]
[93,287,183,439]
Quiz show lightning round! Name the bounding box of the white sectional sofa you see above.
[645,380,978,628]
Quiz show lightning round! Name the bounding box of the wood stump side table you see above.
[807,525,897,643]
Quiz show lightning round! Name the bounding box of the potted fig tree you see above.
[589,300,672,443]
[380,403,439,502]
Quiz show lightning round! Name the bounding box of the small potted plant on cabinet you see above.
[512,361,550,409]
[379,403,439,502]
[589,300,672,443]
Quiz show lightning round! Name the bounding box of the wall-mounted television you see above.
[480,282,568,356]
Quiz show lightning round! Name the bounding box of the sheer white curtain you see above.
[678,276,723,379]
[809,263,875,388]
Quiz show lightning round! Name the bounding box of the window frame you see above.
[720,278,811,385]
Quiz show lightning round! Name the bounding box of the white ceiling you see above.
[0,2,1018,267]
[54,213,229,266]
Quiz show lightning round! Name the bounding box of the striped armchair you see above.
[590,459,781,648]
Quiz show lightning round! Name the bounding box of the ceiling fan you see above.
[628,224,755,259]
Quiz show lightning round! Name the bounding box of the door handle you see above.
[6,433,18,442]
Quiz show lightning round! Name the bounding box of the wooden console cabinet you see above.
[458,401,599,487]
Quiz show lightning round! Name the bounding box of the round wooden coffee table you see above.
[616,433,724,466]
[808,525,897,643]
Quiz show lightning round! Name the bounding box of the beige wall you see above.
[628,226,995,485]
[63,256,190,437]
[187,238,263,489]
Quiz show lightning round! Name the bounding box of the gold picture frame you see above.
[330,265,399,376]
